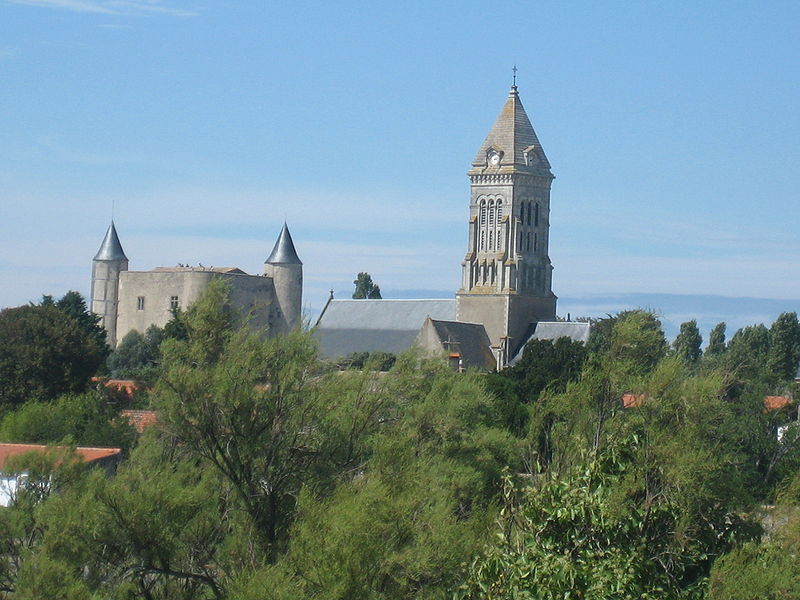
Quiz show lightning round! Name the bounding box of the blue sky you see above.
[1,1,799,338]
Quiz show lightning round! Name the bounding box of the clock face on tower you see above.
[489,153,500,166]
[487,149,502,166]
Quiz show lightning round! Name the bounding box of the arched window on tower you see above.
[488,201,495,227]
[535,202,540,227]
[479,200,486,250]
[496,201,503,250]
[534,232,538,252]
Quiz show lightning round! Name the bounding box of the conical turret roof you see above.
[472,86,551,173]
[93,221,128,261]
[265,223,302,265]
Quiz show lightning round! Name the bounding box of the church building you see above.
[315,85,588,369]
[91,222,303,347]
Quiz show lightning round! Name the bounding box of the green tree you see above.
[107,325,164,378]
[0,304,106,406]
[674,319,703,363]
[0,392,135,451]
[586,310,668,374]
[464,358,759,600]
[55,291,110,357]
[726,324,771,382]
[17,435,229,600]
[163,306,189,341]
[706,322,727,356]
[708,470,800,600]
[0,448,86,596]
[352,272,382,299]
[235,356,518,599]
[766,312,800,381]
[506,337,587,399]
[153,280,332,558]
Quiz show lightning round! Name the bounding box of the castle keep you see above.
[91,222,302,347]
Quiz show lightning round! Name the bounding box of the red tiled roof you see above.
[91,377,140,397]
[622,393,645,409]
[764,396,793,411]
[120,410,159,433]
[0,443,121,470]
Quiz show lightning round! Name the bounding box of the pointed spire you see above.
[265,223,302,265]
[93,221,128,261]
[471,86,552,173]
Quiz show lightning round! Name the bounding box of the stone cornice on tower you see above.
[469,85,553,178]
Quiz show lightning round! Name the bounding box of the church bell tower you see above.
[456,85,557,361]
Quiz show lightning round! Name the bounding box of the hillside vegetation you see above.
[0,282,798,599]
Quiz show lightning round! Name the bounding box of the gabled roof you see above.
[93,221,128,261]
[0,444,121,470]
[266,223,302,266]
[418,319,496,371]
[471,86,552,172]
[314,299,456,358]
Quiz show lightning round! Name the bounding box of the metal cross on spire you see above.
[512,64,518,86]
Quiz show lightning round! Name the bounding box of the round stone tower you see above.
[91,221,128,347]
[264,223,303,332]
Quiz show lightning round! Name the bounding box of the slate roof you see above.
[508,321,592,366]
[266,223,302,265]
[472,86,552,172]
[314,299,456,358]
[427,319,496,371]
[93,221,128,261]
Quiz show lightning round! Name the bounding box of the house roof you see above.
[91,377,140,397]
[93,221,128,262]
[0,444,121,470]
[764,396,793,411]
[265,223,302,265]
[471,86,552,173]
[314,299,456,358]
[508,321,592,366]
[120,410,159,433]
[425,319,496,371]
[622,394,645,409]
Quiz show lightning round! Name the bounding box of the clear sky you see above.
[2,1,799,327]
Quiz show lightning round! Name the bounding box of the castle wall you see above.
[115,271,277,345]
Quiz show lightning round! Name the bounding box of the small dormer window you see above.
[523,145,538,166]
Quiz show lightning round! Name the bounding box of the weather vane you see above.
[512,64,518,86]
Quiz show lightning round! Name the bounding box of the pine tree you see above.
[352,272,382,299]
[706,322,727,356]
[766,312,800,381]
[674,320,702,363]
